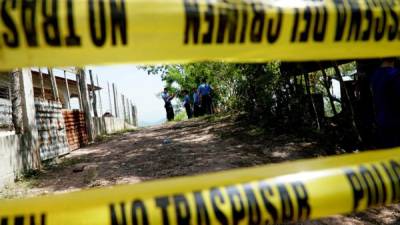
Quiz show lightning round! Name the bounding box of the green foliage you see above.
[141,62,281,121]
[173,111,187,122]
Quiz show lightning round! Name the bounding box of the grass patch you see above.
[246,126,265,137]
[172,111,187,122]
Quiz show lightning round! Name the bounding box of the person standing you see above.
[192,88,201,117]
[161,88,175,121]
[198,78,213,115]
[182,90,192,119]
[370,58,400,148]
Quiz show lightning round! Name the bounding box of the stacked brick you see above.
[62,110,88,151]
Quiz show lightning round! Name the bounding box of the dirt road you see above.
[1,116,399,225]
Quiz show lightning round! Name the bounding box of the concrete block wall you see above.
[0,134,21,188]
[35,99,69,160]
[93,117,135,136]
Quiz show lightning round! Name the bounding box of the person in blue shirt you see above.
[182,90,192,119]
[192,88,201,117]
[198,78,213,115]
[161,88,175,121]
[370,58,400,148]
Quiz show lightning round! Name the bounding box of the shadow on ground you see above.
[2,115,399,225]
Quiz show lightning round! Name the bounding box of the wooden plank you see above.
[48,68,60,101]
[64,70,71,109]
[39,68,45,99]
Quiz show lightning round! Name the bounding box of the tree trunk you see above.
[319,65,338,116]
[304,73,321,130]
[333,62,363,144]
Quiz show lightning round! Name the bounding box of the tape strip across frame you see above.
[0,148,399,225]
[1,0,400,70]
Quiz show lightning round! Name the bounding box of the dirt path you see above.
[1,116,399,225]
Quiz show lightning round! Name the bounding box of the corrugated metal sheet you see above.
[35,99,69,160]
[63,110,88,151]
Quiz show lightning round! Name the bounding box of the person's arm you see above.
[169,93,176,101]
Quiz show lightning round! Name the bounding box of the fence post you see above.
[96,75,103,116]
[107,82,112,115]
[122,95,126,122]
[126,98,131,124]
[75,74,83,110]
[131,101,138,127]
[89,70,98,117]
[112,83,119,118]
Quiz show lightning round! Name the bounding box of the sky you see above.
[90,65,166,127]
[53,65,167,127]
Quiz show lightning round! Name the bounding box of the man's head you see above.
[164,88,168,92]
[202,78,207,83]
[183,90,188,95]
[192,87,197,92]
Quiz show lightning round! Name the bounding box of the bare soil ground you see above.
[1,115,399,225]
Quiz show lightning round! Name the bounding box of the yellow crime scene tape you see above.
[1,0,400,70]
[0,148,399,225]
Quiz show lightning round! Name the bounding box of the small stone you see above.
[163,138,172,145]
[72,163,87,173]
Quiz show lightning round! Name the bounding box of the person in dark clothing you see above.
[182,90,192,119]
[370,58,400,148]
[192,88,201,117]
[161,88,175,121]
[198,79,213,115]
